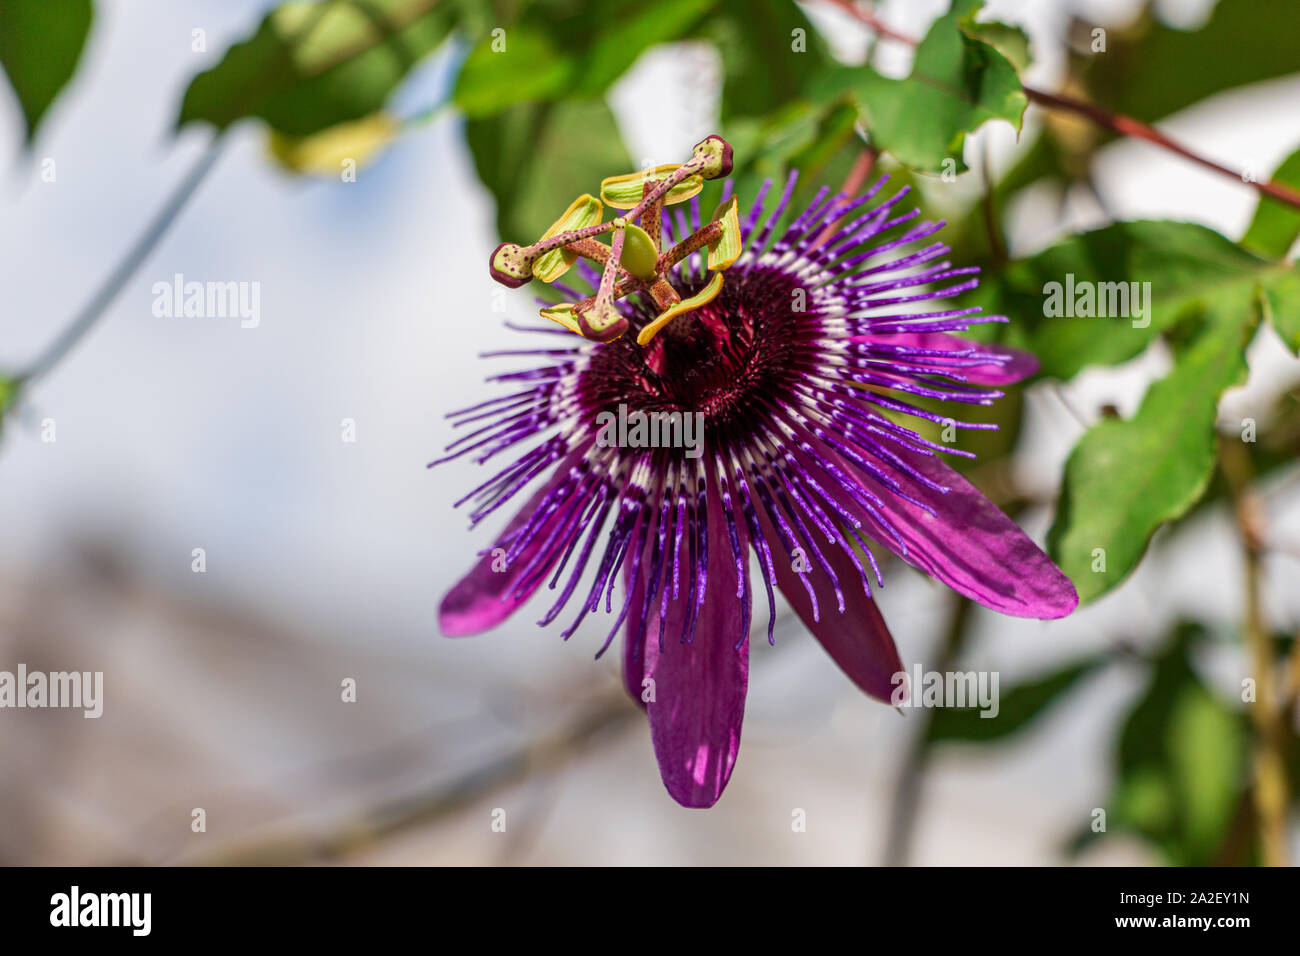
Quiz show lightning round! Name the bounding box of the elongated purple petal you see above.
[642,468,750,808]
[439,451,583,636]
[859,449,1078,618]
[763,511,903,703]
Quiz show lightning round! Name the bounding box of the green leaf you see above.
[454,0,717,117]
[724,96,860,228]
[178,0,456,137]
[847,0,1026,174]
[1047,296,1261,604]
[704,0,829,120]
[453,24,573,118]
[958,19,1031,73]
[926,655,1108,744]
[1241,147,1300,260]
[1085,625,1249,865]
[465,98,631,243]
[574,0,716,96]
[993,0,1295,214]
[0,0,92,142]
[1260,266,1300,353]
[978,221,1294,380]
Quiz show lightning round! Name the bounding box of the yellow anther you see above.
[707,196,743,271]
[600,164,703,209]
[637,273,724,346]
[533,194,604,283]
[539,303,582,335]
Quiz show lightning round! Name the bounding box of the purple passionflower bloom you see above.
[436,137,1077,808]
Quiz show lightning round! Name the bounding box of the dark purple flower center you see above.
[584,265,812,437]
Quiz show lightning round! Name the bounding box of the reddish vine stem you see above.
[1022,87,1300,210]
[815,147,878,246]
[823,0,1300,213]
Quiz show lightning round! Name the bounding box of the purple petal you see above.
[860,448,1078,619]
[438,455,580,636]
[622,554,649,709]
[764,511,903,704]
[642,467,750,808]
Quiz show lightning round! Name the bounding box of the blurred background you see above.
[1,0,1298,865]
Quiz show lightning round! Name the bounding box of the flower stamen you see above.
[487,136,743,345]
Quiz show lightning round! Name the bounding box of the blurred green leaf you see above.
[977,221,1294,379]
[1241,147,1300,260]
[981,0,1297,219]
[725,97,861,218]
[1080,0,1300,126]
[179,0,456,137]
[847,0,1026,174]
[705,0,829,120]
[0,0,92,142]
[455,0,717,117]
[926,654,1109,744]
[574,0,716,95]
[959,19,1031,73]
[1088,624,1249,865]
[465,98,630,243]
[1261,267,1300,354]
[1047,299,1261,604]
[453,23,573,118]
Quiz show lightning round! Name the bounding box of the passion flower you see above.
[436,136,1076,808]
